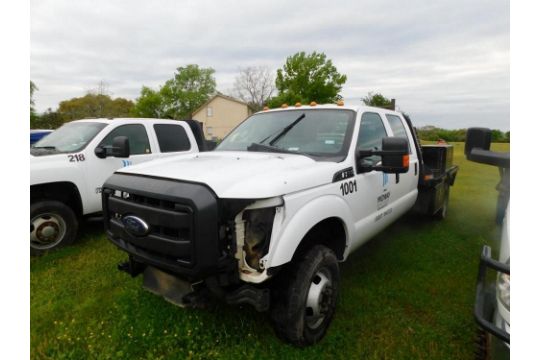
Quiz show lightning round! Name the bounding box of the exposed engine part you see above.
[242,207,276,271]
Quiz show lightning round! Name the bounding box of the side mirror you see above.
[112,136,130,158]
[380,137,410,173]
[357,137,409,174]
[465,128,509,168]
[94,146,106,159]
[465,128,491,158]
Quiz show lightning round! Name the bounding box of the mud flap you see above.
[143,266,196,307]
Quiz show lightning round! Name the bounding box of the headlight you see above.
[243,207,276,271]
[496,272,510,311]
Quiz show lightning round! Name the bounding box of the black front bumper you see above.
[474,245,510,345]
[102,173,235,280]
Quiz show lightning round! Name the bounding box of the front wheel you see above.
[270,245,340,346]
[30,200,78,256]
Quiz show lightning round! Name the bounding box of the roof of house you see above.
[192,93,252,116]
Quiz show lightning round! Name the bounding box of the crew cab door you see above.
[383,113,419,214]
[151,122,197,158]
[84,123,158,213]
[345,111,394,250]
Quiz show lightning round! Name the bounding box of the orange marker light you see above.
[263,106,269,111]
[337,100,345,106]
[295,102,302,107]
[402,155,410,168]
[310,101,317,106]
[281,103,288,108]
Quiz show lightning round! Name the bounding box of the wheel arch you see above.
[31,182,83,217]
[293,217,348,261]
[267,195,352,268]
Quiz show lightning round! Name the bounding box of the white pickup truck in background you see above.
[102,104,459,346]
[30,118,207,255]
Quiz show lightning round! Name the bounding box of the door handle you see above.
[415,163,418,176]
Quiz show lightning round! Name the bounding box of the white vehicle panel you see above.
[118,151,345,199]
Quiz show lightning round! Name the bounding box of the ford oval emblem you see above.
[122,215,150,237]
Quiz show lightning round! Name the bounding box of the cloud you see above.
[31,0,509,130]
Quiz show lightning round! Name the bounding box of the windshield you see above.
[217,109,355,161]
[32,122,107,153]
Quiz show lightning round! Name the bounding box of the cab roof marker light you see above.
[295,102,302,107]
[310,101,317,106]
[281,103,288,108]
[337,100,345,106]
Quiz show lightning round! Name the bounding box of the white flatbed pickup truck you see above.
[102,104,459,346]
[30,118,208,255]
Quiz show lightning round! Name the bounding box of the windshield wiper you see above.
[247,142,311,158]
[268,113,305,146]
[32,146,56,150]
[255,113,307,145]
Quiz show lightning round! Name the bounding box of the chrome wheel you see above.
[305,268,334,329]
[30,212,67,250]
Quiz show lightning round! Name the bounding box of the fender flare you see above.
[30,181,84,216]
[266,194,354,268]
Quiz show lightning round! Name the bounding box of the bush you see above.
[416,127,509,143]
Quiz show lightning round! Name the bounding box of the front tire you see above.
[270,245,339,346]
[30,200,78,255]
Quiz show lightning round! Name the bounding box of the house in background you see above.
[192,94,253,140]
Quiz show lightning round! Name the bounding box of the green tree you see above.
[132,65,216,119]
[362,92,393,108]
[131,86,165,118]
[30,81,38,125]
[269,51,347,107]
[161,65,216,119]
[491,129,506,142]
[31,108,63,129]
[58,94,134,121]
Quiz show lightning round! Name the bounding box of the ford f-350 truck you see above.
[102,104,458,345]
[30,118,207,255]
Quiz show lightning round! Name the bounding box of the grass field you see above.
[31,142,509,360]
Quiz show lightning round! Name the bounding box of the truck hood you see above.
[117,151,344,198]
[31,152,83,186]
[31,152,69,173]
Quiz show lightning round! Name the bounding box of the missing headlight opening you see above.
[243,207,276,271]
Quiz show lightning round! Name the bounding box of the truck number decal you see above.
[68,154,85,162]
[340,180,357,196]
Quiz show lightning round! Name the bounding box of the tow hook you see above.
[117,257,146,277]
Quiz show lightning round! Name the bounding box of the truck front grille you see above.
[106,190,195,266]
[102,173,222,278]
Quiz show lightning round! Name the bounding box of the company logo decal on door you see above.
[382,173,389,187]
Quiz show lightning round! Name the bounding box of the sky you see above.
[30,0,510,130]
